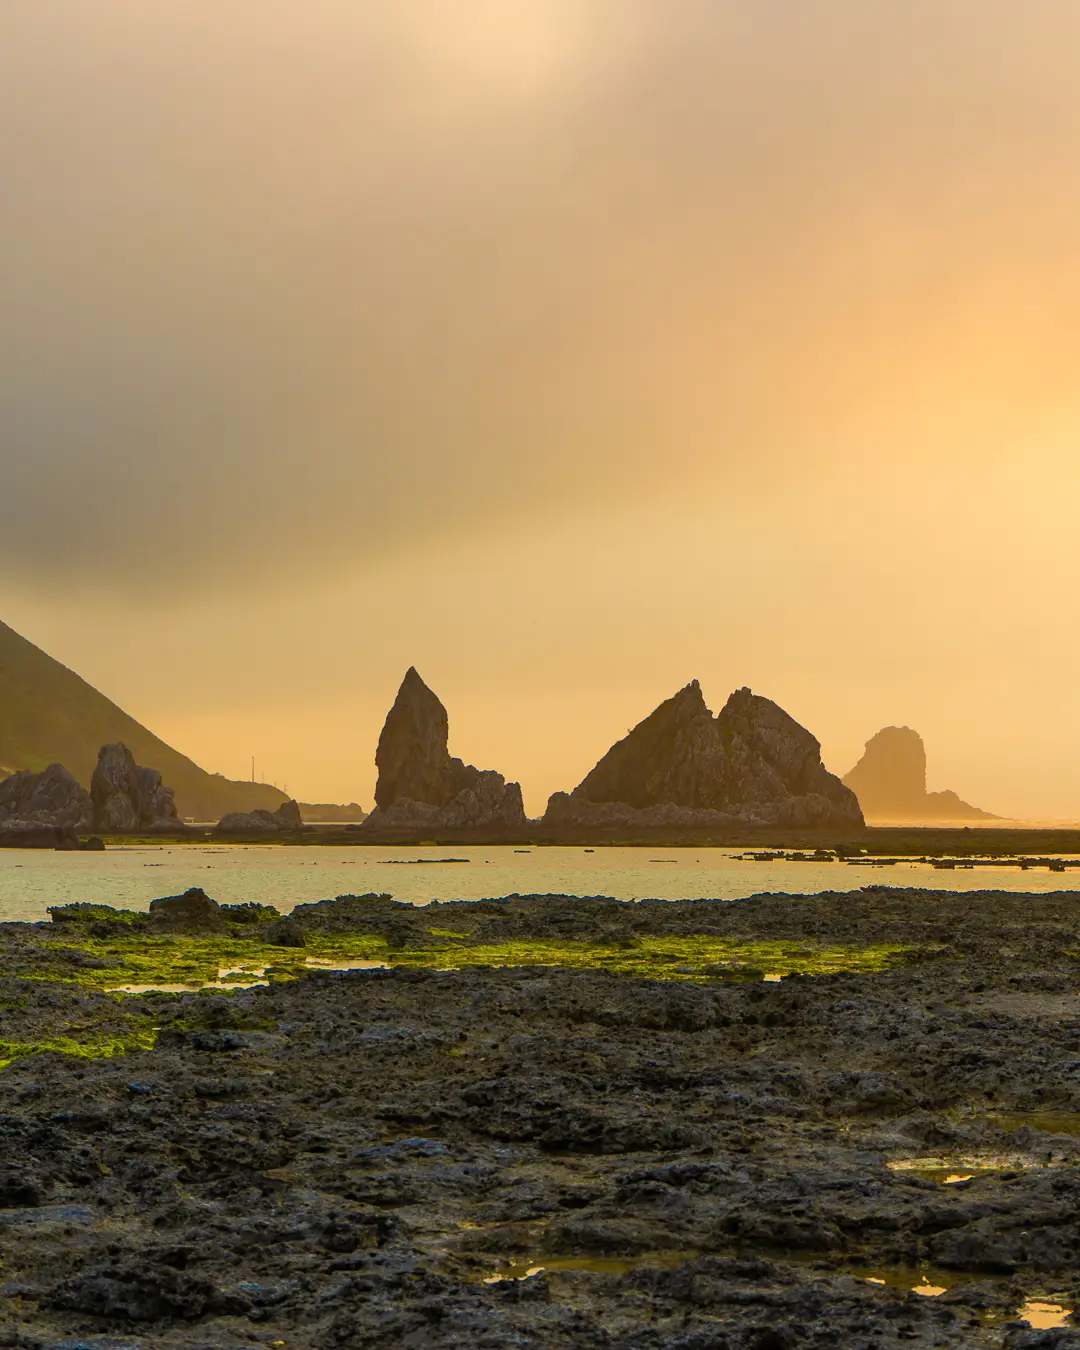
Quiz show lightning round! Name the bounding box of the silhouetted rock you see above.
[546,681,862,829]
[216,800,304,835]
[91,743,180,831]
[0,763,93,831]
[148,887,224,933]
[365,668,525,832]
[0,616,294,822]
[843,727,997,822]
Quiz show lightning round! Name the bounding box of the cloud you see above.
[2,2,1080,590]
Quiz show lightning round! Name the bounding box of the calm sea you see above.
[0,844,1077,923]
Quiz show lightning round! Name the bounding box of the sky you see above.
[3,2,1080,817]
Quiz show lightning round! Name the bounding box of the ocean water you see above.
[0,844,1078,923]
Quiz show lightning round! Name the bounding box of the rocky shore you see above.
[2,886,1080,1346]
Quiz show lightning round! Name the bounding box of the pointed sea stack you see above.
[843,727,997,822]
[364,668,526,834]
[544,682,862,831]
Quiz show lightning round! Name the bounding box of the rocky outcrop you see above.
[843,727,997,822]
[90,743,180,831]
[216,800,304,836]
[148,887,225,933]
[0,763,93,831]
[545,681,862,830]
[365,668,525,833]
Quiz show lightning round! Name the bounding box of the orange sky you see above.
[3,3,1080,817]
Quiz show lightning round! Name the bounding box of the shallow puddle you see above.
[990,1111,1080,1136]
[849,1266,1072,1326]
[888,1158,1009,1184]
[482,1251,694,1283]
[1020,1300,1072,1329]
[109,956,392,995]
[304,958,391,972]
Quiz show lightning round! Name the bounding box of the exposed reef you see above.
[363,667,526,835]
[545,681,863,833]
[1,886,1080,1345]
[844,726,998,823]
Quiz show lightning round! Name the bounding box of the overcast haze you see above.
[3,2,1080,816]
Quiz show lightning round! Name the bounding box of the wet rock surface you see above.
[3,886,1080,1345]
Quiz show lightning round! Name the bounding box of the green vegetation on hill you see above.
[0,619,288,821]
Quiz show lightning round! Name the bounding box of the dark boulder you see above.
[148,887,225,933]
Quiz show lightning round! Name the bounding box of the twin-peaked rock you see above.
[365,668,525,832]
[544,681,862,830]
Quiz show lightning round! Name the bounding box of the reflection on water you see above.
[479,1253,1072,1325]
[888,1158,1011,1184]
[482,1251,694,1283]
[990,1111,1080,1136]
[7,844,1080,924]
[1023,1301,1072,1329]
[108,956,392,995]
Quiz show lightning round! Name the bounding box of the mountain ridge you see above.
[0,619,288,821]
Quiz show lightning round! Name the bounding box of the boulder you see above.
[364,668,525,832]
[148,887,225,933]
[546,681,862,830]
[0,763,93,831]
[91,744,180,831]
[215,799,304,835]
[843,727,997,822]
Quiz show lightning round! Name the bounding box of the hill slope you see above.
[0,620,288,822]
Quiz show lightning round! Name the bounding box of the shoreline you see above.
[1,887,1080,1344]
[13,825,1080,856]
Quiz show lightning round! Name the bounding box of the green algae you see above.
[0,1022,157,1068]
[29,930,910,993]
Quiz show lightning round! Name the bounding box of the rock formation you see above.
[216,800,304,835]
[365,668,525,832]
[148,887,225,933]
[0,763,93,831]
[843,727,997,822]
[90,743,180,831]
[544,681,862,830]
